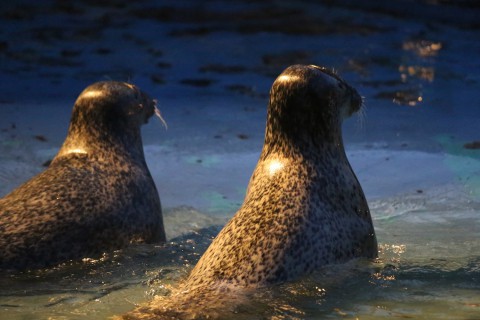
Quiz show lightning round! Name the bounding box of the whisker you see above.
[153,99,168,130]
[357,96,367,130]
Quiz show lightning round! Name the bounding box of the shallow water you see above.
[1,0,479,319]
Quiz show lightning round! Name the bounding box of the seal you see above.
[187,64,377,286]
[0,81,166,270]
[122,64,377,319]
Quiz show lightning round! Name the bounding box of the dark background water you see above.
[1,0,479,154]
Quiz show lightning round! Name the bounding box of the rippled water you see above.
[1,188,478,319]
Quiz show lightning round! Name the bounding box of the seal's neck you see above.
[56,116,145,162]
[262,115,345,161]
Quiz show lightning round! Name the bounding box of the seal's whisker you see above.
[153,99,168,130]
[357,96,367,130]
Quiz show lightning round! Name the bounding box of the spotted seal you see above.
[122,64,377,319]
[0,81,166,270]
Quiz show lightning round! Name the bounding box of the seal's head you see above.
[73,81,156,128]
[266,64,362,145]
[58,81,161,158]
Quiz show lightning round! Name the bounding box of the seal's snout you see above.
[139,91,156,121]
[307,64,363,117]
[128,85,167,128]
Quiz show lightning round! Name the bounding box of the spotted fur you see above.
[0,81,166,270]
[187,64,377,288]
[122,65,377,319]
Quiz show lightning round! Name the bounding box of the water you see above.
[1,192,478,319]
[0,0,479,319]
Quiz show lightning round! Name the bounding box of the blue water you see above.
[0,0,479,319]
